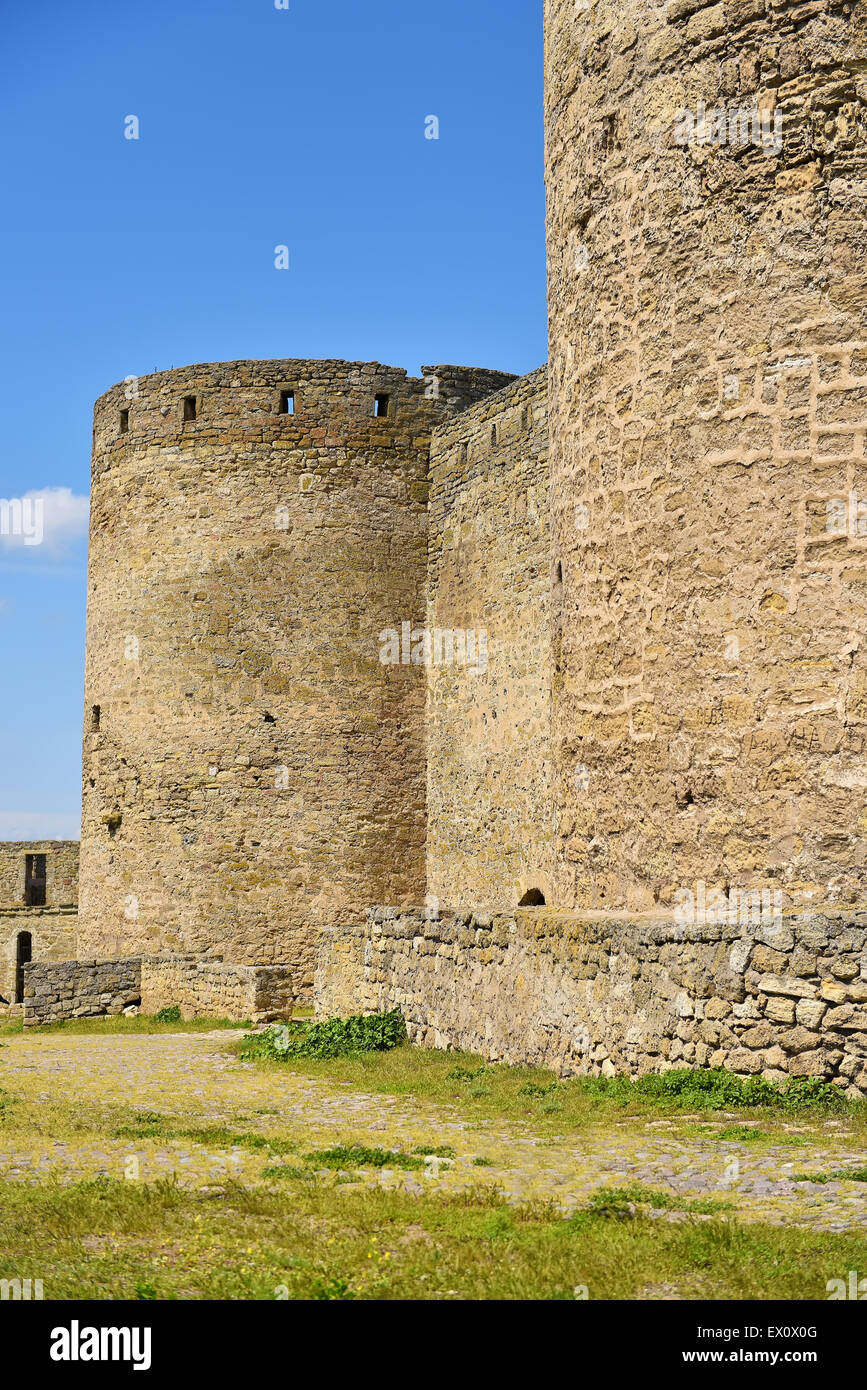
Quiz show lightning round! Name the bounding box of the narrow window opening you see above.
[280,390,295,416]
[183,395,197,422]
[555,561,563,588]
[91,705,101,732]
[119,409,129,434]
[15,932,32,1003]
[24,856,47,908]
[374,394,390,418]
[518,888,546,907]
[460,442,468,465]
[491,423,498,446]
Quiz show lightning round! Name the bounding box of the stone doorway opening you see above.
[15,932,32,1003]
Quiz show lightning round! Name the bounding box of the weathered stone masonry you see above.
[317,906,867,1095]
[0,843,78,1005]
[426,367,552,911]
[15,1,867,1080]
[79,359,513,993]
[23,954,293,1028]
[546,0,867,914]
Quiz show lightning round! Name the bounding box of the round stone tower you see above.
[546,0,867,912]
[79,358,512,990]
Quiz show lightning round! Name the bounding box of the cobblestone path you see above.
[1,1031,865,1231]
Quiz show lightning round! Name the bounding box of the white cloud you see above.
[0,487,89,555]
[0,811,81,840]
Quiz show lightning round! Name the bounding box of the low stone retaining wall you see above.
[23,954,294,1027]
[23,958,140,1026]
[140,954,294,1024]
[315,906,867,1096]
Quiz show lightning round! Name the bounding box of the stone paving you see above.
[0,1031,865,1231]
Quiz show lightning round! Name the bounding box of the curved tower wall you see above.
[79,358,512,988]
[546,0,867,912]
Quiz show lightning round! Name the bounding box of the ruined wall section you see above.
[0,912,77,1004]
[80,359,512,989]
[0,842,79,907]
[426,368,553,910]
[545,0,867,915]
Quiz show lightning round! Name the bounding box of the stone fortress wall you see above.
[78,359,513,995]
[0,843,78,1004]
[426,367,553,911]
[545,0,867,915]
[12,2,867,1080]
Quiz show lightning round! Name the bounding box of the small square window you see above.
[183,396,197,422]
[374,394,390,418]
[119,409,129,434]
[280,390,295,415]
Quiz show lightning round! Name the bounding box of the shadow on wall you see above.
[518,888,546,906]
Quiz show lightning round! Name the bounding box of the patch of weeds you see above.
[311,1276,356,1301]
[472,1157,494,1167]
[154,1006,181,1024]
[304,1144,425,1172]
[440,1183,508,1209]
[519,1080,560,1098]
[411,1144,456,1159]
[716,1126,768,1143]
[241,1010,406,1062]
[112,1116,296,1158]
[580,1069,848,1115]
[793,1167,867,1184]
[483,1209,515,1238]
[446,1065,488,1083]
[583,1185,731,1220]
[261,1164,315,1181]
[134,1281,159,1300]
[468,1085,492,1099]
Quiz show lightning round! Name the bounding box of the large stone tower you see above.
[78,359,512,991]
[545,0,867,915]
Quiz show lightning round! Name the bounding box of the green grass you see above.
[0,1018,865,1300]
[792,1167,867,1185]
[111,1116,297,1156]
[0,1172,861,1300]
[584,1185,732,1218]
[305,1145,426,1172]
[235,1040,867,1146]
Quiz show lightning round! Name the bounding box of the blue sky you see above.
[0,0,546,841]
